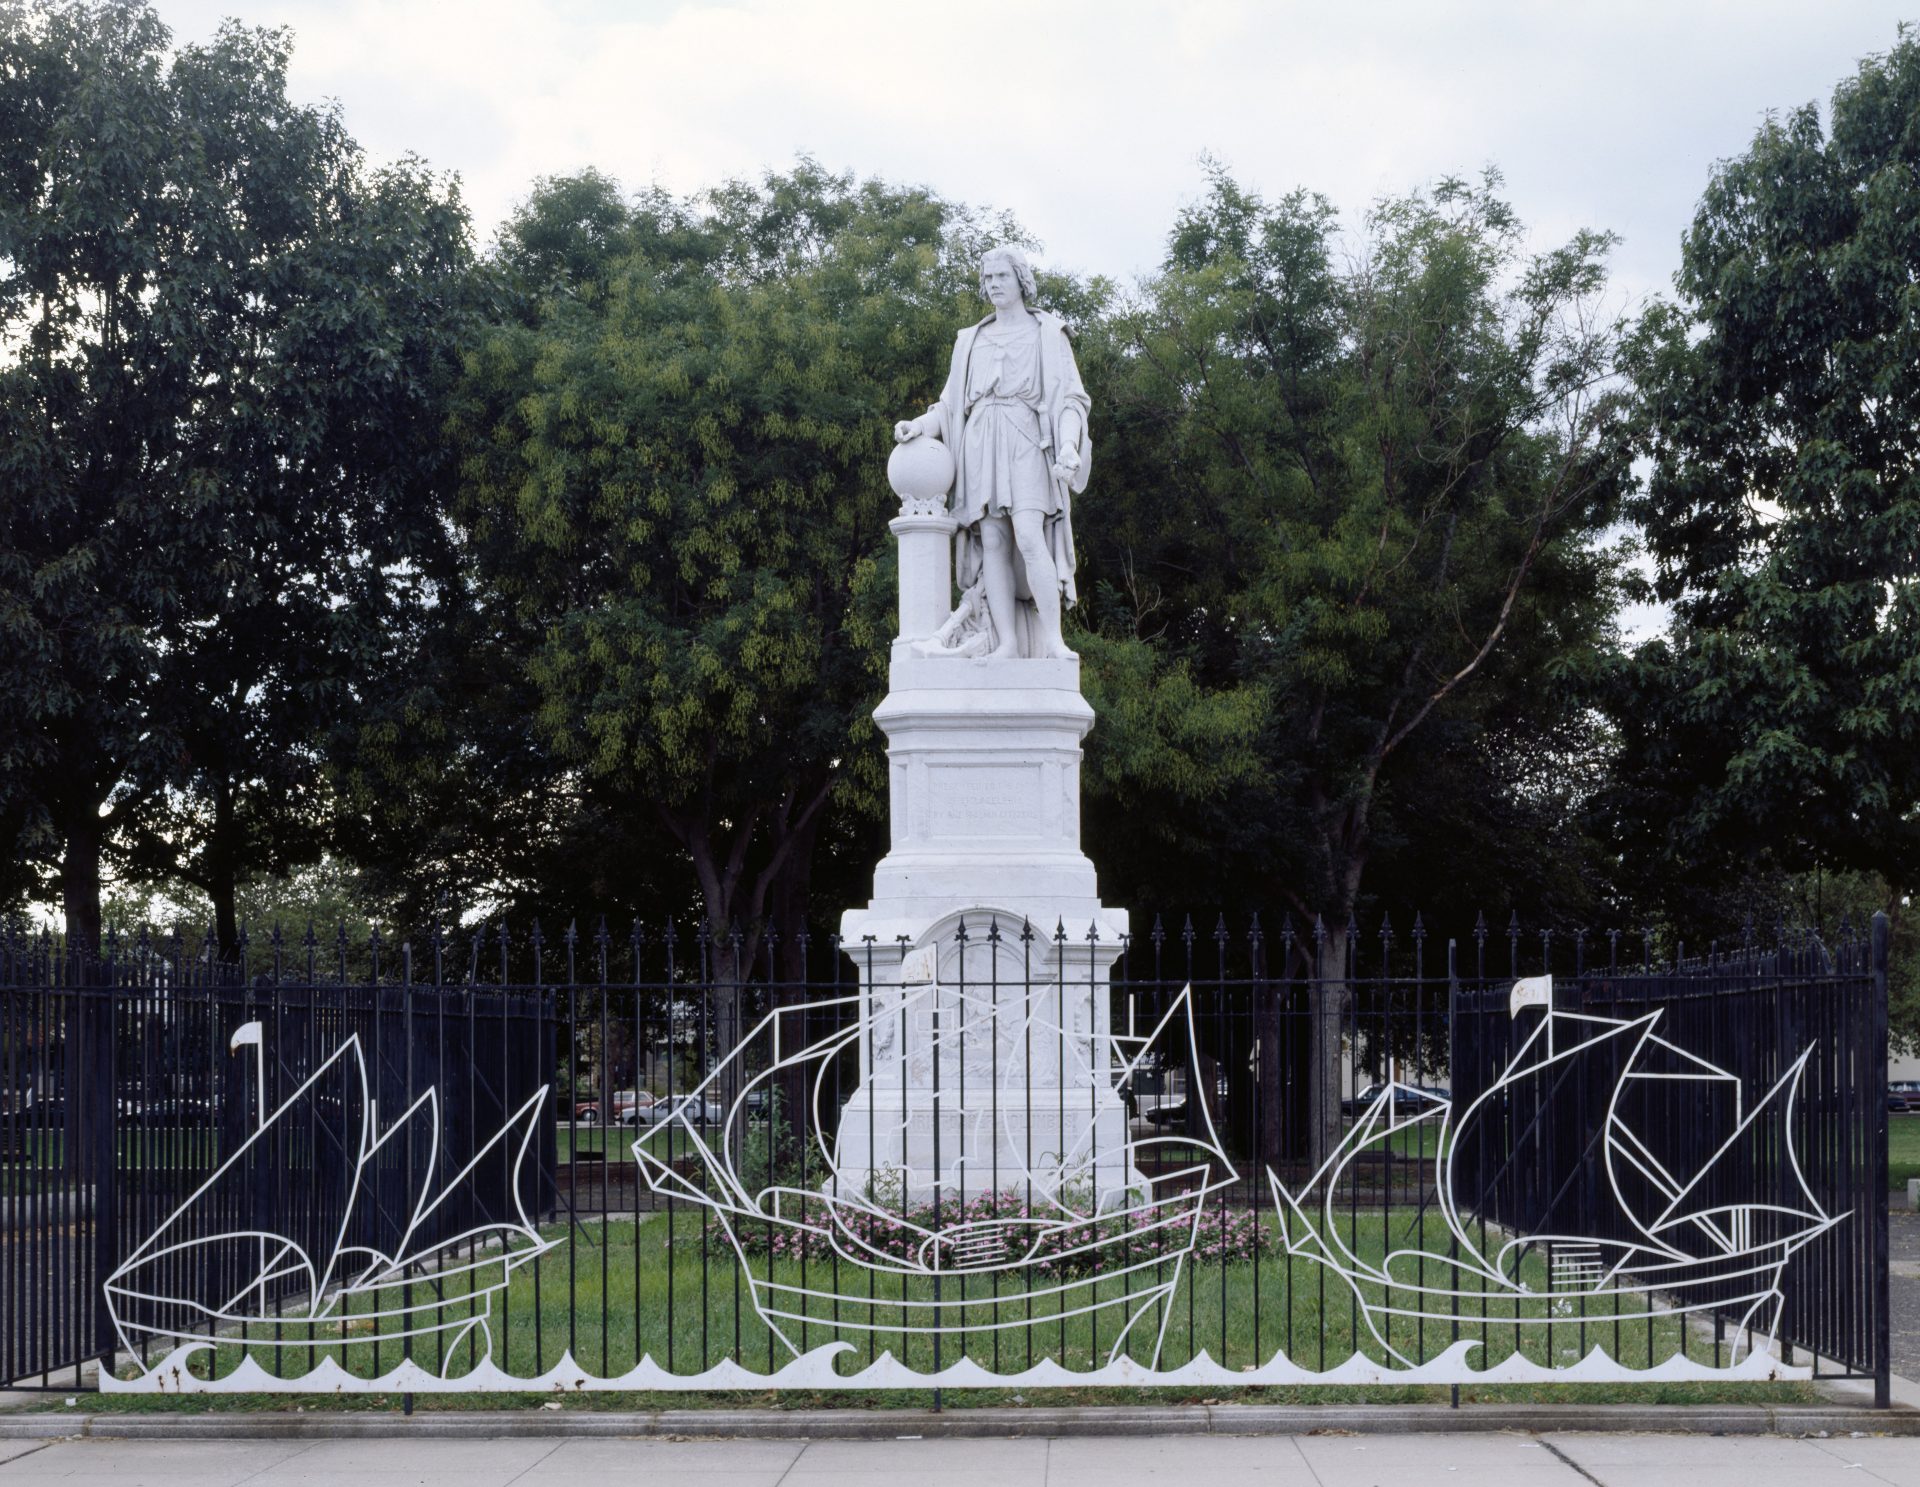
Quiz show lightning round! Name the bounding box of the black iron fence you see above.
[0,911,1890,1402]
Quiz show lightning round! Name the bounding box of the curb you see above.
[0,1404,1915,1440]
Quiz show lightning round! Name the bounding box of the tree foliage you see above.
[1610,29,1920,912]
[0,0,474,946]
[1081,168,1632,934]
[428,164,1017,962]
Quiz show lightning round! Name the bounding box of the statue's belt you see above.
[966,395,1047,449]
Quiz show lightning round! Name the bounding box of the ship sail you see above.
[106,1037,372,1347]
[107,1033,559,1375]
[1639,1048,1834,1253]
[1440,1006,1660,1281]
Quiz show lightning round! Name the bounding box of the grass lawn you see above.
[95,1204,1816,1411]
[1891,1114,1920,1191]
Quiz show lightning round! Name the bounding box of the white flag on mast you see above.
[1509,975,1553,1017]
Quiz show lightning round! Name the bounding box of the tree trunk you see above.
[770,815,820,1166]
[1255,972,1285,1168]
[62,807,103,954]
[1307,928,1351,1167]
[211,774,239,960]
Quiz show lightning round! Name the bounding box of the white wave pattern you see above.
[102,1337,1809,1394]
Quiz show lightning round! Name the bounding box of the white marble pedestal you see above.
[834,509,1133,1207]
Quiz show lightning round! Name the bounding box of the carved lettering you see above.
[926,764,1041,838]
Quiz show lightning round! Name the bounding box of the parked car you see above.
[634,1095,723,1127]
[1144,1098,1193,1129]
[612,1090,655,1124]
[1889,1081,1920,1112]
[1341,1083,1449,1117]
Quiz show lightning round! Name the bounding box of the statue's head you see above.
[978,246,1037,309]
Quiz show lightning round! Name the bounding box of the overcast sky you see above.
[144,0,1915,311]
[135,0,1915,650]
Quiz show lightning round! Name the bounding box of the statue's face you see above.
[980,258,1023,312]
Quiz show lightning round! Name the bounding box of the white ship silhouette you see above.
[106,1034,556,1378]
[1270,976,1843,1367]
[634,982,1236,1368]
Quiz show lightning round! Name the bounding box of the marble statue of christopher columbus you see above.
[893,245,1091,660]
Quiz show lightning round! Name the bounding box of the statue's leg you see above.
[1012,509,1072,659]
[979,515,1021,658]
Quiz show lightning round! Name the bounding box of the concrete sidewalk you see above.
[1,1432,1918,1486]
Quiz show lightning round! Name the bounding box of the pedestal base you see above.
[836,642,1135,1207]
[827,910,1141,1207]
[831,1087,1139,1210]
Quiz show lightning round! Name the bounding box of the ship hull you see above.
[108,1248,546,1365]
[704,1179,1216,1359]
[1356,1246,1804,1329]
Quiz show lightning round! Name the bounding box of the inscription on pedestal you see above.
[927,762,1043,839]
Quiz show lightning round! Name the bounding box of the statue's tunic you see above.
[960,320,1055,521]
[923,309,1091,609]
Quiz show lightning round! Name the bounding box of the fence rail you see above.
[0,912,1890,1402]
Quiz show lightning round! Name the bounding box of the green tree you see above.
[441,164,1017,988]
[0,0,475,948]
[1609,29,1920,931]
[1082,169,1631,1157]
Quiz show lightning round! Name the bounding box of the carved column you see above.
[889,502,957,652]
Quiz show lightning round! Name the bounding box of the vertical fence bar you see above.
[1872,911,1891,1409]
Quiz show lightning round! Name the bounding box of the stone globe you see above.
[887,436,955,504]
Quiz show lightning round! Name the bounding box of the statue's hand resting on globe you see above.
[892,245,1091,661]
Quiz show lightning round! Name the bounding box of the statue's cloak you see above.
[923,309,1092,611]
